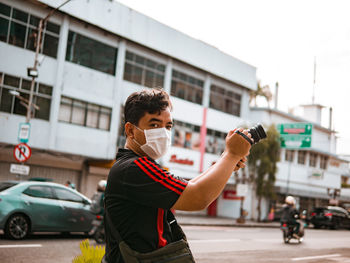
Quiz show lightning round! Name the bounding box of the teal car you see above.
[0,181,95,240]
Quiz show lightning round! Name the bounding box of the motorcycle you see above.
[90,214,105,244]
[280,211,307,244]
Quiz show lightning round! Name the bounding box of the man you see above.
[91,180,107,215]
[280,195,300,238]
[103,88,252,262]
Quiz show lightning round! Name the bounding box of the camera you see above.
[235,124,267,145]
[248,124,267,144]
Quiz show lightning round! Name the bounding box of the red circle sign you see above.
[13,143,32,162]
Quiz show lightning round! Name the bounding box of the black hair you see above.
[124,88,172,126]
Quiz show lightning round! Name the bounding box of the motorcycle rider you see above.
[91,180,107,215]
[280,195,300,238]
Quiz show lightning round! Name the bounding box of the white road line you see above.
[291,254,341,261]
[189,239,241,243]
[0,244,42,248]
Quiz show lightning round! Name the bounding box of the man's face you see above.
[127,107,173,153]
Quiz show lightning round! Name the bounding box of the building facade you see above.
[0,0,257,216]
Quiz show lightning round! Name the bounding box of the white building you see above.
[248,105,350,220]
[0,0,256,217]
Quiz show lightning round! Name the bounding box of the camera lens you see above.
[248,124,267,144]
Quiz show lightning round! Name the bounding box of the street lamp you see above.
[9,90,40,113]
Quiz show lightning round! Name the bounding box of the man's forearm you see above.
[189,151,241,206]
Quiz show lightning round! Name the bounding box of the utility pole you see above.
[26,0,73,123]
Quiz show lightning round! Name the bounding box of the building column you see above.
[240,90,250,119]
[164,58,173,94]
[199,75,211,173]
[107,40,126,158]
[202,74,211,108]
[49,15,69,149]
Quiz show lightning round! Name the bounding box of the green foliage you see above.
[248,124,280,220]
[73,239,105,263]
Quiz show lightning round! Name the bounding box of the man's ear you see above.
[125,122,134,139]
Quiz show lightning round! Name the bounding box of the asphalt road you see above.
[0,227,350,262]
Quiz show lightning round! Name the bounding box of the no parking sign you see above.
[13,143,32,162]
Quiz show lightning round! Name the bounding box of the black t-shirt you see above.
[104,149,188,263]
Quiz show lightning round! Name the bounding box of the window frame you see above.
[297,151,306,165]
[0,72,52,120]
[123,50,166,88]
[171,69,204,105]
[209,84,242,116]
[285,150,294,162]
[65,30,118,75]
[58,96,112,131]
[309,152,318,167]
[0,3,60,58]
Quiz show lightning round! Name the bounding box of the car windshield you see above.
[0,182,19,192]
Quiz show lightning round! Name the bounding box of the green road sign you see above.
[277,123,312,149]
[277,123,312,135]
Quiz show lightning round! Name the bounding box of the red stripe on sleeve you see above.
[134,159,182,195]
[139,158,186,190]
[157,208,167,248]
[143,157,188,187]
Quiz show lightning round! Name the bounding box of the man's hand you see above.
[234,156,247,171]
[225,128,252,159]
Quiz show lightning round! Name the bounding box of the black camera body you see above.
[235,124,267,145]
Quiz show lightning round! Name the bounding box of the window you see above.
[58,96,111,130]
[309,152,317,167]
[285,150,294,162]
[66,31,117,75]
[172,120,201,151]
[320,155,328,170]
[0,72,52,120]
[209,85,241,116]
[23,185,54,199]
[171,70,204,104]
[0,2,60,58]
[298,151,306,165]
[53,187,83,203]
[206,128,226,155]
[123,51,165,88]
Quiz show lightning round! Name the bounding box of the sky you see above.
[116,0,350,156]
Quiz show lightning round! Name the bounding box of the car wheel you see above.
[5,214,30,240]
[313,224,321,229]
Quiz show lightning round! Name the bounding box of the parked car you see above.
[0,180,95,239]
[310,206,350,230]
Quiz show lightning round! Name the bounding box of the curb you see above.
[178,222,281,228]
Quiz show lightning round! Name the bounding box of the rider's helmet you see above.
[97,180,107,191]
[285,195,296,206]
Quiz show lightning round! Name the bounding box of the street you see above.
[0,226,350,263]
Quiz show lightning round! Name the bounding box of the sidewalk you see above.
[175,214,280,228]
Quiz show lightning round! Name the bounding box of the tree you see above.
[249,81,273,108]
[248,124,280,221]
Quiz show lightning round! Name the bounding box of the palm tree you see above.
[250,81,273,108]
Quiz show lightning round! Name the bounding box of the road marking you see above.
[189,239,241,243]
[0,244,42,248]
[292,254,341,261]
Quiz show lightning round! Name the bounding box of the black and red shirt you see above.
[104,149,188,263]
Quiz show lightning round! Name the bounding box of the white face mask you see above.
[133,126,171,160]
